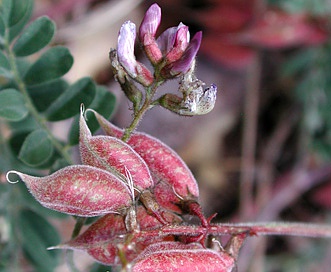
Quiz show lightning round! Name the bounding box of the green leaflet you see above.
[0,88,28,121]
[45,77,96,121]
[13,16,55,57]
[18,129,54,166]
[68,85,116,145]
[23,46,73,86]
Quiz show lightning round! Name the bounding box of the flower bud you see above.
[139,3,161,43]
[132,241,235,272]
[6,165,131,217]
[117,21,153,86]
[138,3,163,64]
[118,21,137,78]
[136,3,202,78]
[163,23,190,64]
[168,31,202,76]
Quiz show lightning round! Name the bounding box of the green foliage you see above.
[13,16,55,57]
[28,78,69,112]
[0,88,28,121]
[18,209,61,271]
[23,46,74,86]
[18,129,54,166]
[5,0,34,42]
[0,0,117,270]
[45,77,96,121]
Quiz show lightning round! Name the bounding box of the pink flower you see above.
[117,21,153,86]
[116,3,203,82]
[139,3,161,45]
[118,21,137,78]
[164,31,202,77]
[138,3,202,77]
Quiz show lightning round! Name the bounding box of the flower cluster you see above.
[112,3,217,116]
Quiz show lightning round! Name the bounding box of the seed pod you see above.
[128,132,199,214]
[79,107,153,192]
[87,109,199,214]
[50,206,179,265]
[6,165,131,217]
[53,212,127,266]
[132,241,235,272]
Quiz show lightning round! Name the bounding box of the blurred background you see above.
[1,0,331,271]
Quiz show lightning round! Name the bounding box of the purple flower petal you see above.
[139,3,161,43]
[156,26,177,54]
[118,21,137,77]
[173,23,190,51]
[156,23,189,55]
[170,31,202,75]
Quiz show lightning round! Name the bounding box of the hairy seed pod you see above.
[87,109,199,214]
[132,241,235,272]
[80,107,153,192]
[50,206,179,265]
[6,165,131,217]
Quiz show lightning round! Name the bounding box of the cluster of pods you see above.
[7,106,236,271]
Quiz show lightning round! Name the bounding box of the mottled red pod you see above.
[87,109,199,214]
[79,107,153,192]
[52,206,179,265]
[6,165,131,217]
[53,212,127,266]
[132,241,235,272]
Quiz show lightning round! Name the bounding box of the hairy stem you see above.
[134,222,331,241]
[122,80,163,141]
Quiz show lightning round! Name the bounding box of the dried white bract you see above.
[179,71,217,115]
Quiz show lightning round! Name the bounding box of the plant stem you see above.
[4,35,73,165]
[134,222,331,241]
[121,81,163,141]
[239,51,261,220]
[71,217,87,239]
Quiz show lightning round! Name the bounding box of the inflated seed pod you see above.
[6,165,132,217]
[50,206,180,266]
[131,241,235,272]
[79,107,153,192]
[87,109,199,214]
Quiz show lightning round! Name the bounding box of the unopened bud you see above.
[117,21,153,86]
